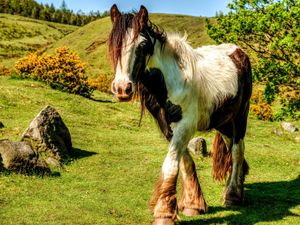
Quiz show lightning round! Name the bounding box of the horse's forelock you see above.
[108,13,140,69]
[108,12,166,71]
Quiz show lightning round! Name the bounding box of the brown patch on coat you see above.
[150,175,178,219]
[178,153,207,213]
[229,48,252,104]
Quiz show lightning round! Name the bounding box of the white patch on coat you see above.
[148,34,239,131]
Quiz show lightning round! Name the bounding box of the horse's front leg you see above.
[150,119,195,225]
[178,150,207,216]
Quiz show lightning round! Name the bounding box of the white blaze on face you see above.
[111,29,137,100]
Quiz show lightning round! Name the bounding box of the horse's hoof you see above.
[223,198,243,207]
[153,218,175,225]
[182,208,202,216]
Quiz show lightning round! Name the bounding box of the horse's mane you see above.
[108,12,166,70]
[167,34,200,82]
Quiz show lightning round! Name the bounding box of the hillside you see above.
[48,14,214,78]
[0,76,299,224]
[0,13,78,68]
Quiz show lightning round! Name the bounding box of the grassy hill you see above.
[0,76,299,224]
[0,14,78,68]
[47,14,214,78]
[0,13,213,79]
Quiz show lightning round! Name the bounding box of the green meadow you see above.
[0,13,299,225]
[0,77,299,225]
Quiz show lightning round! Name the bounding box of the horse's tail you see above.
[212,132,232,181]
[212,132,250,181]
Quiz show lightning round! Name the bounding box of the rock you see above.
[273,128,283,136]
[21,105,72,162]
[0,139,50,175]
[188,137,208,157]
[46,157,63,168]
[0,121,4,128]
[281,122,299,132]
[295,136,300,143]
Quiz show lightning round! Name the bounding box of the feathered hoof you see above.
[153,218,175,225]
[182,208,202,216]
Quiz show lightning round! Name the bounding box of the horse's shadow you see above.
[178,176,300,225]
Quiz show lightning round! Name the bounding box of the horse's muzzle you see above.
[111,81,134,102]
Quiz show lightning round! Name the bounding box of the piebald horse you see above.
[108,5,252,225]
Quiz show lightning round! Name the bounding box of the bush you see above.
[0,66,12,76]
[250,87,273,121]
[15,47,94,98]
[274,86,300,120]
[88,74,113,93]
[250,102,273,121]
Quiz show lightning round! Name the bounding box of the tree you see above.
[60,0,67,12]
[207,0,300,119]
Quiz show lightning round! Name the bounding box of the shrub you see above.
[88,74,113,93]
[15,47,94,98]
[250,102,273,121]
[0,66,12,76]
[274,86,300,120]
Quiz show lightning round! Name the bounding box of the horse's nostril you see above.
[117,87,123,95]
[125,83,133,95]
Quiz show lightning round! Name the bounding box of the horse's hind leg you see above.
[223,138,248,206]
[178,149,207,216]
[224,106,250,206]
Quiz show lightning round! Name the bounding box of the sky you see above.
[35,0,232,17]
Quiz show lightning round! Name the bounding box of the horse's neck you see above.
[147,38,192,105]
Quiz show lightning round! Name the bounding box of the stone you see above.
[273,128,283,136]
[21,105,72,162]
[281,122,299,132]
[0,121,4,128]
[46,157,63,168]
[188,137,208,157]
[0,139,50,175]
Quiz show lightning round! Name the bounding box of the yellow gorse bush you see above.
[250,89,273,121]
[15,47,94,98]
[0,65,12,76]
[250,102,273,121]
[88,74,113,94]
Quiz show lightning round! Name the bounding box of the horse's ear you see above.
[110,4,121,23]
[137,5,148,30]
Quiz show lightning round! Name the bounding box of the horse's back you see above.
[196,43,239,56]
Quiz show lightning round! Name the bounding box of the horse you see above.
[108,4,252,225]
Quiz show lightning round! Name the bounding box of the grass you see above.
[0,14,78,68]
[0,76,299,225]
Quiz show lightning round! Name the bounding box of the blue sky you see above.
[35,0,231,17]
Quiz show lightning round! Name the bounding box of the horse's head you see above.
[108,4,158,101]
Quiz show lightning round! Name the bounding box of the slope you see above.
[0,13,78,68]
